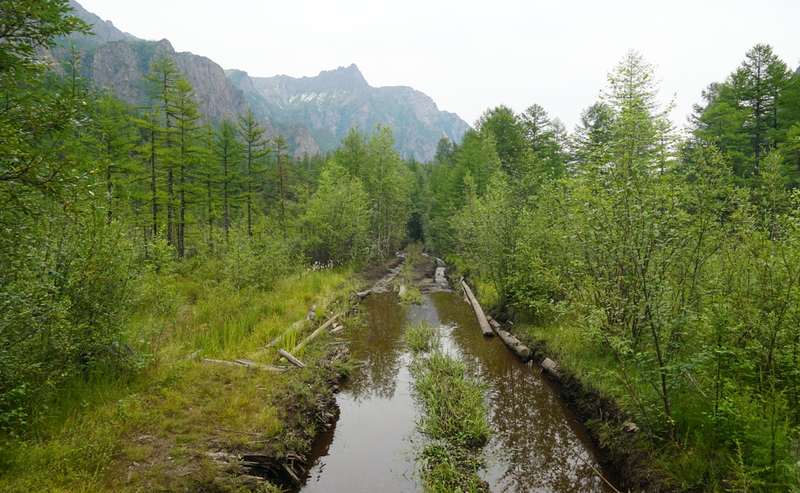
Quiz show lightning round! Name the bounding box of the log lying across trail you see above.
[460,278,494,337]
[291,313,340,355]
[486,315,532,360]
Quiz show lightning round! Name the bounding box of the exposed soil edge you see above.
[216,348,350,491]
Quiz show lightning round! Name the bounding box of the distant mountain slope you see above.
[62,2,319,157]
[65,1,469,161]
[66,0,139,45]
[228,65,470,161]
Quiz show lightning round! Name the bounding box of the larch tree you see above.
[214,119,241,240]
[143,52,183,246]
[237,109,269,237]
[271,135,291,241]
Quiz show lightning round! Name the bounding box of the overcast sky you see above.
[76,0,799,133]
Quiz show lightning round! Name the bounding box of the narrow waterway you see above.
[294,292,618,492]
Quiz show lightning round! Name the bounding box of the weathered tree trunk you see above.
[292,314,340,354]
[486,315,532,360]
[460,278,493,337]
[278,350,306,368]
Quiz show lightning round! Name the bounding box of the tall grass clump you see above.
[405,321,440,353]
[411,352,490,447]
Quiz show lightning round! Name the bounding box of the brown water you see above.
[295,292,618,492]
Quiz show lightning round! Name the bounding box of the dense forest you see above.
[2,1,800,491]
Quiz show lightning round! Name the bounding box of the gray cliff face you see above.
[66,0,139,45]
[85,39,247,122]
[234,64,470,161]
[88,41,145,105]
[173,51,248,122]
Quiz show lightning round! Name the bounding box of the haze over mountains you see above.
[64,0,469,160]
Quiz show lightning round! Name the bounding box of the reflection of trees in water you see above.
[429,292,610,493]
[343,293,408,402]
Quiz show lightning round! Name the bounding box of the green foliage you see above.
[301,161,370,263]
[333,124,414,260]
[0,210,138,434]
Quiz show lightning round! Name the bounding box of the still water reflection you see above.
[295,292,617,492]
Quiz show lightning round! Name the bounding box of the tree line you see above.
[422,47,800,489]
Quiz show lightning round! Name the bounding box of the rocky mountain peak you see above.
[66,0,139,45]
[315,63,369,92]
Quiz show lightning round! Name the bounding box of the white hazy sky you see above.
[76,0,799,132]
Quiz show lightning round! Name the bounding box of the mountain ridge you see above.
[231,64,470,160]
[66,1,470,161]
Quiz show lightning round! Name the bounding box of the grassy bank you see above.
[490,305,799,492]
[0,261,360,492]
[405,321,491,493]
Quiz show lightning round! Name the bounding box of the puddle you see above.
[294,292,618,492]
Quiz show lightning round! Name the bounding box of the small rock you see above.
[624,422,639,433]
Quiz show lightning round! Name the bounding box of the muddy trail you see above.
[292,257,619,492]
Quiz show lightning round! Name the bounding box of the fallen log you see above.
[540,357,560,375]
[265,303,317,348]
[352,289,373,300]
[460,278,493,337]
[486,315,532,360]
[203,358,237,367]
[203,358,286,372]
[291,314,340,355]
[278,349,306,368]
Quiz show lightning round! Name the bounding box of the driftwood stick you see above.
[278,349,306,368]
[352,289,373,299]
[460,278,493,337]
[282,462,301,485]
[203,358,237,366]
[265,303,317,349]
[573,449,622,493]
[291,314,340,354]
[204,358,286,372]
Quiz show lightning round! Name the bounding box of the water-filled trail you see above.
[293,291,618,492]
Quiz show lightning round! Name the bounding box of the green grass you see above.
[411,352,490,447]
[405,321,440,353]
[418,443,489,493]
[406,321,491,493]
[399,283,424,305]
[0,265,359,492]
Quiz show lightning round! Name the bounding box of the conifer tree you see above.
[172,77,203,258]
[214,120,241,240]
[271,135,291,241]
[237,109,269,237]
[82,92,138,223]
[143,52,183,246]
